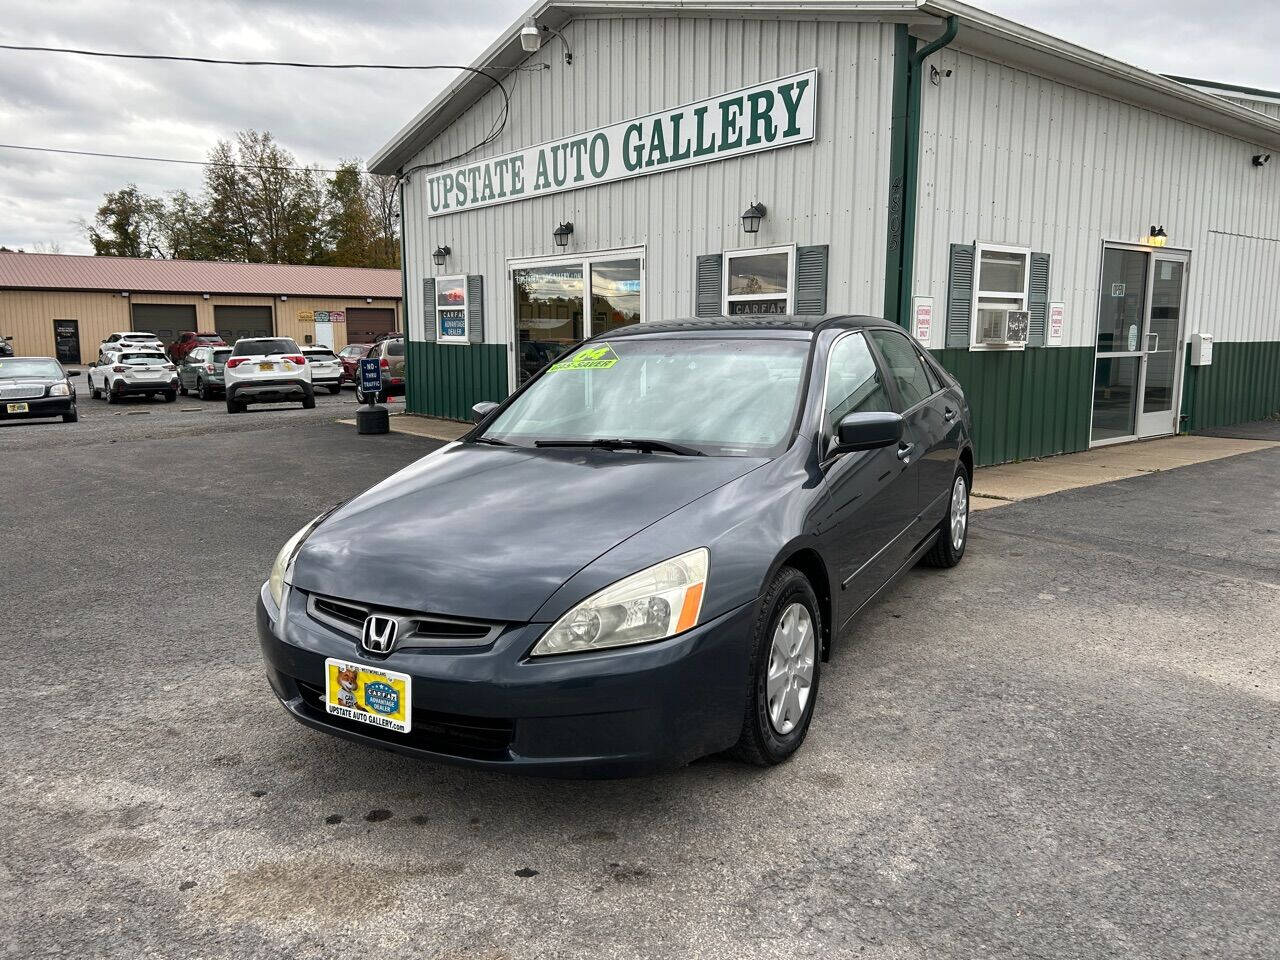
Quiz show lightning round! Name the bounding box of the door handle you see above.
[1147,332,1159,353]
[944,407,956,422]
[897,442,915,462]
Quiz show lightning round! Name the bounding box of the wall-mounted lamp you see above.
[365,297,373,304]
[929,65,953,86]
[741,202,767,234]
[553,221,574,247]
[119,291,130,298]
[519,18,573,64]
[201,293,210,300]
[432,245,451,267]
[1253,153,1271,167]
[279,295,289,301]
[1145,225,1168,247]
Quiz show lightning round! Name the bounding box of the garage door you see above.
[131,303,197,349]
[345,307,396,345]
[214,306,273,345]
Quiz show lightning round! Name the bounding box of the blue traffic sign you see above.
[358,357,382,396]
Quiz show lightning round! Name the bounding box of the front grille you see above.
[0,383,45,400]
[305,591,501,650]
[296,681,514,761]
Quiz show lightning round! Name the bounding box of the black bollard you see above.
[356,403,389,434]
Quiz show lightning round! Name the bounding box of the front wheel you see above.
[63,407,78,423]
[178,381,188,396]
[921,466,970,568]
[197,379,212,401]
[106,384,119,405]
[731,567,822,766]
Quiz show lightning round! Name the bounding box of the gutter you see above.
[397,173,412,406]
[884,14,957,328]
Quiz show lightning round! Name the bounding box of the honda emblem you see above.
[361,614,398,654]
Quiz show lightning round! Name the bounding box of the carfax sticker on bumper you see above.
[324,658,412,733]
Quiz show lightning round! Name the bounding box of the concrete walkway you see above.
[337,411,471,441]
[972,433,1279,510]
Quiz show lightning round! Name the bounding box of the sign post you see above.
[356,356,389,435]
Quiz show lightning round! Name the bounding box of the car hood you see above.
[290,443,766,623]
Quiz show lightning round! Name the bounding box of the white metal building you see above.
[371,0,1280,464]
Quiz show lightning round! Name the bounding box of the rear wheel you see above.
[197,378,212,401]
[163,390,176,403]
[921,466,970,568]
[90,379,101,400]
[328,384,341,395]
[226,398,244,414]
[731,566,822,766]
[106,383,119,405]
[301,391,316,410]
[178,381,188,396]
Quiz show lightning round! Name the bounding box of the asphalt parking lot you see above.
[3,408,1277,959]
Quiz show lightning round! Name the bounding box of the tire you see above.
[921,465,970,568]
[163,391,176,403]
[355,386,366,404]
[328,385,341,395]
[106,383,119,405]
[90,379,101,400]
[301,391,316,410]
[197,379,212,401]
[178,381,188,396]
[226,398,243,414]
[63,406,78,423]
[730,566,823,767]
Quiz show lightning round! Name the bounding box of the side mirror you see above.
[471,401,499,424]
[828,411,903,458]
[67,370,81,377]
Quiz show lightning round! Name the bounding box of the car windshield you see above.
[481,337,810,457]
[211,350,232,363]
[306,351,337,361]
[233,339,298,357]
[0,358,61,379]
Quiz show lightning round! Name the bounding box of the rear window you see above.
[232,338,298,357]
[306,351,338,361]
[120,354,165,365]
[197,334,223,342]
[385,340,405,357]
[211,350,232,363]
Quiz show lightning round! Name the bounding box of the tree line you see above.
[82,131,400,269]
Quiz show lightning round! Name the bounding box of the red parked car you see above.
[169,331,226,364]
[337,343,372,386]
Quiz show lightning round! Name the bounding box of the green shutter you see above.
[1027,252,1051,346]
[422,278,438,343]
[794,245,829,315]
[466,275,484,344]
[946,243,975,348]
[695,254,723,317]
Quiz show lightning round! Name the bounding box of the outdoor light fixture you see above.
[1253,153,1272,167]
[202,293,210,300]
[1145,225,1168,247]
[432,245,451,267]
[553,222,574,247]
[120,291,129,297]
[520,19,542,52]
[741,202,767,234]
[366,297,373,304]
[280,295,289,301]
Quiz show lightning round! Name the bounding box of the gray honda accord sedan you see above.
[257,315,974,777]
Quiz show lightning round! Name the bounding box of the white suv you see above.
[223,337,314,413]
[87,349,178,404]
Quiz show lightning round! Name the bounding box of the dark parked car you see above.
[176,345,232,400]
[257,315,973,777]
[0,356,79,423]
[356,336,406,402]
[0,337,13,358]
[337,343,371,386]
[169,331,226,364]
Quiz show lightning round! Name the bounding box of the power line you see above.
[0,141,346,174]
[0,42,515,172]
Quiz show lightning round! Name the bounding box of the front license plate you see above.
[6,402,28,413]
[324,658,412,733]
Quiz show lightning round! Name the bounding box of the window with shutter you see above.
[722,245,793,315]
[434,275,469,343]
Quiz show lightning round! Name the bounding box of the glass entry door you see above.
[511,250,643,386]
[1091,246,1190,444]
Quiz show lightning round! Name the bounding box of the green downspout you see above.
[884,15,958,328]
[397,172,411,412]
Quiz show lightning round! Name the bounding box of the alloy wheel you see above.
[951,475,968,550]
[766,602,815,735]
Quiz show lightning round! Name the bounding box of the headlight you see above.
[268,516,324,608]
[49,382,70,396]
[531,548,709,657]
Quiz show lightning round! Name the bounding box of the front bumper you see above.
[0,395,73,419]
[256,583,754,778]
[228,378,311,402]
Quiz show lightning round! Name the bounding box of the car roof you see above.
[601,314,899,339]
[5,356,62,362]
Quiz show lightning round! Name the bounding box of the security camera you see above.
[1253,154,1271,167]
[520,20,542,53]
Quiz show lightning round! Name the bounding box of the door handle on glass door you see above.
[1147,332,1159,353]
[897,442,915,462]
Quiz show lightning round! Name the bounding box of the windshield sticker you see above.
[550,343,620,371]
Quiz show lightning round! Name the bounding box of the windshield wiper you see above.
[534,437,704,456]
[472,435,512,446]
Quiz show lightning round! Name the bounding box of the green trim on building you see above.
[1180,340,1280,431]
[933,347,1095,466]
[882,24,913,327]
[405,341,507,422]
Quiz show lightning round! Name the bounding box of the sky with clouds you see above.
[1,0,1276,254]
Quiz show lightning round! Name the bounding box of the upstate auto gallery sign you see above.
[424,70,817,217]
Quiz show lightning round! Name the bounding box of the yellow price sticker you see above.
[550,343,621,371]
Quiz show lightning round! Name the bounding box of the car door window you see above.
[869,330,933,411]
[824,332,893,425]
